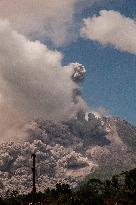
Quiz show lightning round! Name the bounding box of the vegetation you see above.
[0,168,136,205]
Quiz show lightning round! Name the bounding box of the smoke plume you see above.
[0,0,101,46]
[0,19,87,141]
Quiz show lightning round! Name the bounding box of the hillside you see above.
[0,112,136,195]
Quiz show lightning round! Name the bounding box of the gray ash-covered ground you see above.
[0,112,136,195]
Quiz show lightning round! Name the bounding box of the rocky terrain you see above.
[0,112,136,195]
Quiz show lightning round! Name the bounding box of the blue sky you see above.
[60,0,136,125]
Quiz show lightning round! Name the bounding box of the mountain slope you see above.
[0,113,136,195]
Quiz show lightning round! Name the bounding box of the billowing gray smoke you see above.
[0,20,87,141]
[71,63,86,106]
[72,63,86,82]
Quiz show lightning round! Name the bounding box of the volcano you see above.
[0,112,136,194]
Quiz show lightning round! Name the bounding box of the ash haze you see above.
[0,0,136,141]
[0,0,99,46]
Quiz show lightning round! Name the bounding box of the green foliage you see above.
[0,168,136,205]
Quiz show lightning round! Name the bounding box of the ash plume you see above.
[0,20,87,141]
[0,0,101,46]
[72,63,86,82]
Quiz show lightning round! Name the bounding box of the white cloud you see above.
[80,10,136,55]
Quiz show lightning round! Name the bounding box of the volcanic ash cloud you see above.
[0,19,87,141]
